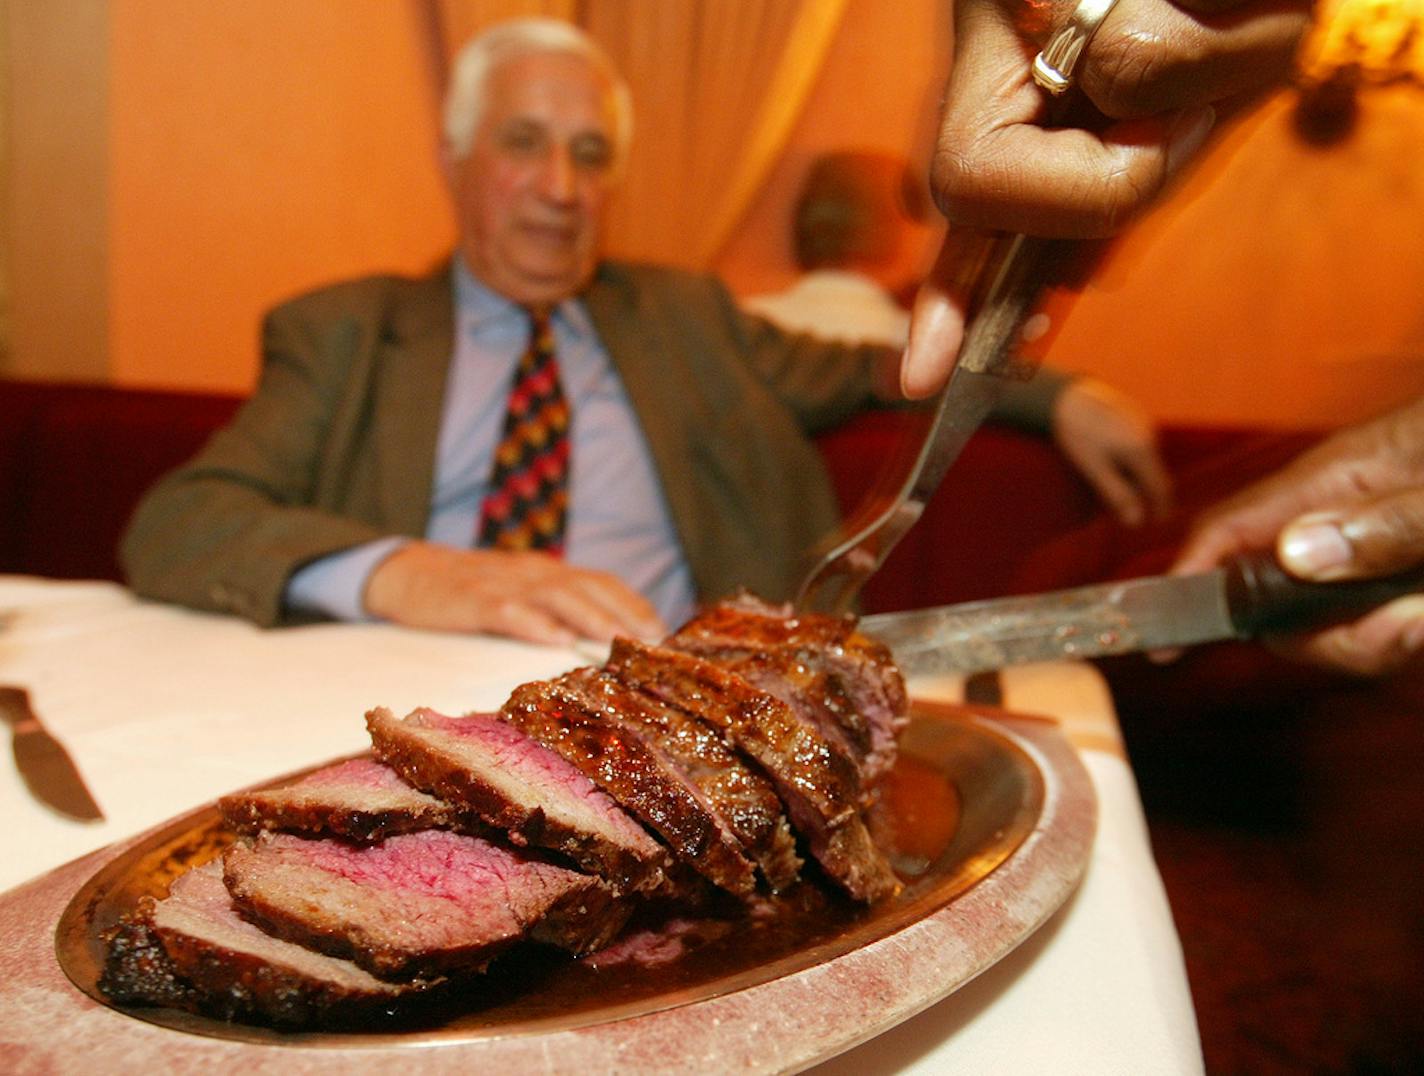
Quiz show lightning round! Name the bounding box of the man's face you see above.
[448,51,620,307]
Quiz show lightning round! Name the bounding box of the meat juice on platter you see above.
[92,594,971,1032]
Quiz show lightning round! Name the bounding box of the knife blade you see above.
[861,551,1424,677]
[0,686,104,822]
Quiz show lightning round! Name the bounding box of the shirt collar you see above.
[451,255,593,339]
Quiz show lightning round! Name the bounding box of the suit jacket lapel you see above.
[374,265,454,536]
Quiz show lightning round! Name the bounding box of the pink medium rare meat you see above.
[549,666,802,892]
[223,830,630,981]
[503,674,760,898]
[220,757,467,842]
[366,706,669,895]
[96,592,916,1035]
[581,915,736,971]
[606,638,900,903]
[99,862,436,1026]
[670,594,908,782]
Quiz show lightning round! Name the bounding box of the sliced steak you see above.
[669,643,867,778]
[671,595,908,783]
[504,673,759,898]
[367,706,667,895]
[560,666,802,892]
[607,639,899,903]
[223,830,629,981]
[220,757,464,842]
[99,862,434,1026]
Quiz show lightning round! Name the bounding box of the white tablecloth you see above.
[0,577,1202,1073]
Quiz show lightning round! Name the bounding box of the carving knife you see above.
[860,551,1424,677]
[0,686,104,822]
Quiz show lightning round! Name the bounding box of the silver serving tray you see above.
[1,702,1095,1073]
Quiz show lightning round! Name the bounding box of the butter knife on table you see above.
[861,551,1424,677]
[0,686,104,822]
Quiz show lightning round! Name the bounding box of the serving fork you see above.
[795,230,1068,615]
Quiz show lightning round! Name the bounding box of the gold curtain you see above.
[426,0,850,269]
[419,0,578,106]
[436,0,577,45]
[587,0,849,268]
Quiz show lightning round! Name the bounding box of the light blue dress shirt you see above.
[285,262,697,627]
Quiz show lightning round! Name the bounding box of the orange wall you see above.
[9,0,1424,428]
[4,1,110,383]
[1041,86,1424,428]
[108,1,455,391]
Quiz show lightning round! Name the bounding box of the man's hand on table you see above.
[1170,395,1424,676]
[901,0,1311,399]
[363,541,666,646]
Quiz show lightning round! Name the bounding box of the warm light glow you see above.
[1298,0,1424,85]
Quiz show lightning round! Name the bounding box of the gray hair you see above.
[442,18,633,165]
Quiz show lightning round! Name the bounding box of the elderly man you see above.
[121,18,900,645]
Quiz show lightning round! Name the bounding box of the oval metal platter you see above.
[3,702,1095,1073]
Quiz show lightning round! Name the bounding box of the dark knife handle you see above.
[1225,550,1424,637]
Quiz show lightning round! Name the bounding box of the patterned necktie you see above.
[476,308,570,554]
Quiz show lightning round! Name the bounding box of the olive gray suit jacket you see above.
[120,261,893,627]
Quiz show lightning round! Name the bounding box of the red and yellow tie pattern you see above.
[476,309,570,553]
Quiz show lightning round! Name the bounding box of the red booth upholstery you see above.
[0,376,1317,614]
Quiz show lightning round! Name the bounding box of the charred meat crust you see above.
[503,676,759,898]
[219,757,466,843]
[606,639,899,903]
[671,595,908,783]
[366,706,668,896]
[565,666,803,893]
